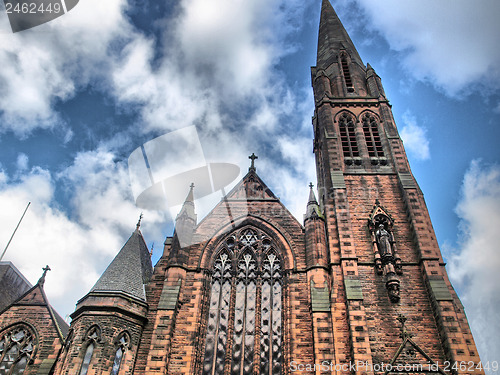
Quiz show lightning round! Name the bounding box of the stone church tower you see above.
[0,1,484,374]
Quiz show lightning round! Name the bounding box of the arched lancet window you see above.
[79,326,100,375]
[260,251,282,375]
[231,250,256,374]
[203,251,232,374]
[111,332,130,375]
[0,324,36,375]
[203,228,284,375]
[340,55,354,92]
[338,113,359,159]
[362,114,384,157]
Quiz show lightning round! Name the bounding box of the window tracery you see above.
[79,325,100,375]
[0,324,36,375]
[203,228,283,375]
[111,332,130,375]
[362,114,384,159]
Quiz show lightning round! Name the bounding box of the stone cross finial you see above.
[190,183,195,189]
[309,182,314,189]
[38,265,51,287]
[136,213,143,230]
[249,153,258,171]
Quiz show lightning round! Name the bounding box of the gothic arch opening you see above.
[338,112,359,162]
[362,113,384,158]
[202,226,284,375]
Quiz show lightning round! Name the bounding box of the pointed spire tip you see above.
[136,213,143,231]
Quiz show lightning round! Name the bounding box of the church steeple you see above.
[317,0,363,70]
[313,0,375,97]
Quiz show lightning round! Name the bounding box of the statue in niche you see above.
[368,202,402,302]
[376,223,393,257]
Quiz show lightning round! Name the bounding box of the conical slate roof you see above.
[91,229,153,301]
[316,0,363,69]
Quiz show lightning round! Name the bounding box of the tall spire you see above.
[316,0,363,69]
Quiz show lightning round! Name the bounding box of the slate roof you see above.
[0,261,32,311]
[91,229,153,301]
[316,0,364,69]
[0,270,70,339]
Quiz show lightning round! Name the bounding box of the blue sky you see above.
[0,0,499,369]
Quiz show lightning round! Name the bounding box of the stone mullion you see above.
[223,276,237,375]
[354,119,370,165]
[253,277,262,375]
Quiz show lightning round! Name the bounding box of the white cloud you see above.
[16,153,28,171]
[0,149,168,320]
[448,161,500,372]
[353,0,500,96]
[0,0,137,135]
[399,111,430,161]
[111,0,307,135]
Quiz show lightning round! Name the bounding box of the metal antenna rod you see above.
[0,202,31,262]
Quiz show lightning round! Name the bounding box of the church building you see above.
[0,1,483,374]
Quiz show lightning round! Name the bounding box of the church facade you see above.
[0,1,484,374]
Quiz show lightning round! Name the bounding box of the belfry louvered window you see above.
[341,55,354,92]
[362,114,384,157]
[202,228,283,375]
[339,113,359,159]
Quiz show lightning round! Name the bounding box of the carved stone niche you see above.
[368,201,402,302]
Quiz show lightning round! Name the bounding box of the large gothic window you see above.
[362,114,384,157]
[339,113,359,159]
[0,324,36,375]
[203,228,283,375]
